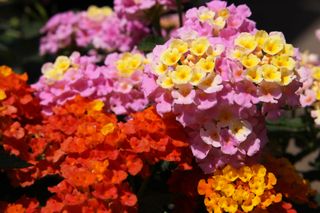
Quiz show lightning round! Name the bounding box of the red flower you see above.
[0,196,39,213]
[121,106,193,168]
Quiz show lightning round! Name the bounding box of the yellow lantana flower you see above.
[161,48,182,66]
[170,39,189,54]
[235,33,258,53]
[170,65,193,84]
[157,75,174,89]
[241,54,261,68]
[198,9,215,23]
[54,56,71,72]
[190,37,210,56]
[196,57,215,73]
[87,5,113,20]
[263,34,285,55]
[245,68,263,84]
[116,53,144,77]
[260,64,281,83]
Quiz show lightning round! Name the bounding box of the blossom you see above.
[34,51,148,115]
[176,0,256,39]
[8,96,193,211]
[191,110,268,174]
[144,0,303,171]
[297,51,320,125]
[144,35,225,120]
[103,51,149,115]
[121,106,192,168]
[114,0,185,20]
[0,66,41,161]
[0,197,39,213]
[21,97,140,212]
[198,164,282,213]
[40,6,149,55]
[39,11,78,55]
[33,52,105,115]
[143,33,273,173]
[230,31,300,109]
[0,66,41,120]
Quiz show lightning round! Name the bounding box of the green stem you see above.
[176,0,183,27]
[149,5,163,36]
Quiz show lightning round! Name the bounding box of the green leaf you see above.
[20,18,43,39]
[34,2,47,20]
[138,35,165,52]
[0,149,32,169]
[266,117,306,132]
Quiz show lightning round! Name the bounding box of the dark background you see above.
[0,0,319,82]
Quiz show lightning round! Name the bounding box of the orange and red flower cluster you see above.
[0,65,41,161]
[1,69,193,212]
[0,196,39,213]
[24,97,139,212]
[121,106,193,171]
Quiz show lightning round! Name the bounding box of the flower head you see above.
[34,51,148,115]
[103,51,149,115]
[233,31,298,88]
[40,6,149,55]
[297,51,320,125]
[0,66,41,164]
[178,1,255,39]
[198,164,282,213]
[114,0,186,20]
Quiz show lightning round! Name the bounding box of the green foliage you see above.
[138,35,166,53]
[0,0,47,75]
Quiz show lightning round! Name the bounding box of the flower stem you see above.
[176,0,183,27]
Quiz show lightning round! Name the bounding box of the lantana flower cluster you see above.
[114,0,182,20]
[198,164,282,213]
[0,66,41,160]
[297,51,320,125]
[40,6,149,55]
[33,51,148,115]
[121,106,192,170]
[177,0,255,39]
[103,51,149,115]
[3,89,192,211]
[143,0,302,173]
[11,96,140,212]
[0,196,39,213]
